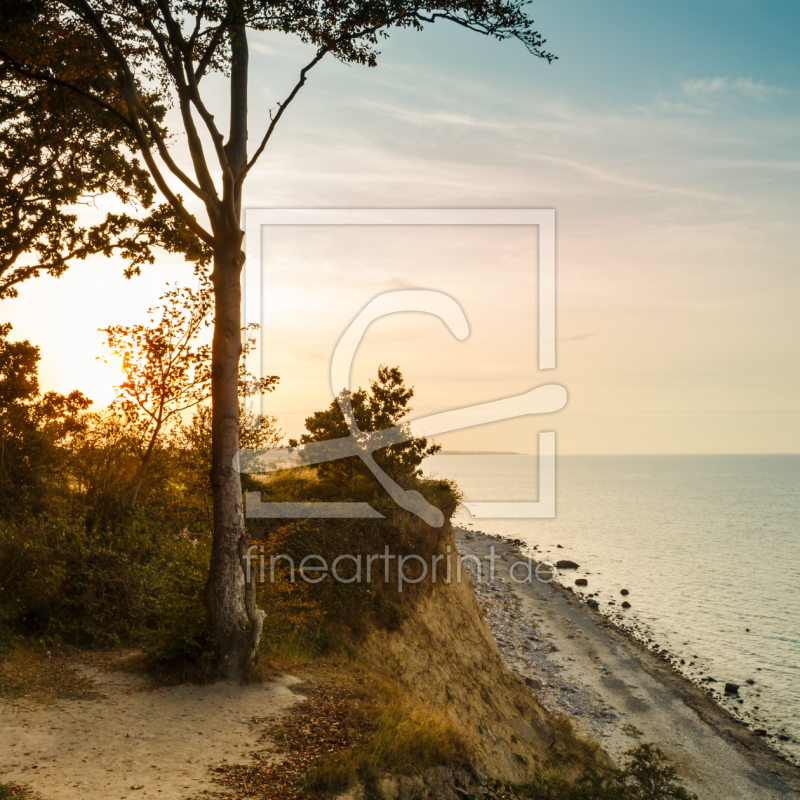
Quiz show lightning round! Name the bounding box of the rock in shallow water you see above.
[725,682,740,695]
[575,578,588,587]
[557,560,579,569]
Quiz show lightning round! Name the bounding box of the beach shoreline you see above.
[453,526,800,799]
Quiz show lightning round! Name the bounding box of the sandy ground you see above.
[0,659,302,799]
[454,526,800,800]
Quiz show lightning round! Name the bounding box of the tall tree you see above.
[0,0,554,676]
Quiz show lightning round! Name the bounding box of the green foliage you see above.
[0,314,286,664]
[0,621,21,655]
[247,471,459,648]
[0,507,210,649]
[0,324,91,514]
[0,3,211,299]
[0,344,447,682]
[478,745,698,800]
[289,365,440,487]
[247,367,458,653]
[140,532,213,674]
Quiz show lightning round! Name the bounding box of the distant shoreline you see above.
[436,452,800,457]
[436,450,524,456]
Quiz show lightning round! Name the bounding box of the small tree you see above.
[101,278,278,505]
[290,365,439,487]
[70,409,140,514]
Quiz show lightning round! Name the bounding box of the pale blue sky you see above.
[4,0,799,453]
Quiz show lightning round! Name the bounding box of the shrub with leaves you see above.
[478,744,698,800]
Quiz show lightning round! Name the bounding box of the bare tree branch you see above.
[244,47,328,179]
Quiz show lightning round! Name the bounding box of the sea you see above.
[424,453,800,765]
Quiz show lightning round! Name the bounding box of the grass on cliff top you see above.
[303,672,471,796]
[210,661,473,799]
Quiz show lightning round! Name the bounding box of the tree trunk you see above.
[129,413,163,507]
[205,230,263,678]
[204,12,263,679]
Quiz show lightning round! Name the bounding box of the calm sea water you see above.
[425,454,800,764]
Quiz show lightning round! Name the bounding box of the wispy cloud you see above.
[683,76,790,98]
[355,98,511,131]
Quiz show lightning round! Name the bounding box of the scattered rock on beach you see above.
[620,589,630,596]
[621,601,631,609]
[557,560,579,569]
[587,599,599,610]
[575,578,588,587]
[725,683,740,695]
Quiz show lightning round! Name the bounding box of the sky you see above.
[3,0,800,454]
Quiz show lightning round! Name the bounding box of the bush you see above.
[242,366,460,657]
[245,468,460,656]
[478,744,698,800]
[0,507,211,651]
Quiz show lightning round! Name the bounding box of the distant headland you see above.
[436,450,524,456]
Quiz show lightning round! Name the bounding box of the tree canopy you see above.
[0,4,211,298]
[0,0,554,255]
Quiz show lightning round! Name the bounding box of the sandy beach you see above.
[453,526,800,800]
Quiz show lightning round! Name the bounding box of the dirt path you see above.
[455,527,800,800]
[0,657,302,799]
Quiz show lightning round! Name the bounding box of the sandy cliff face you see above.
[364,523,592,783]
